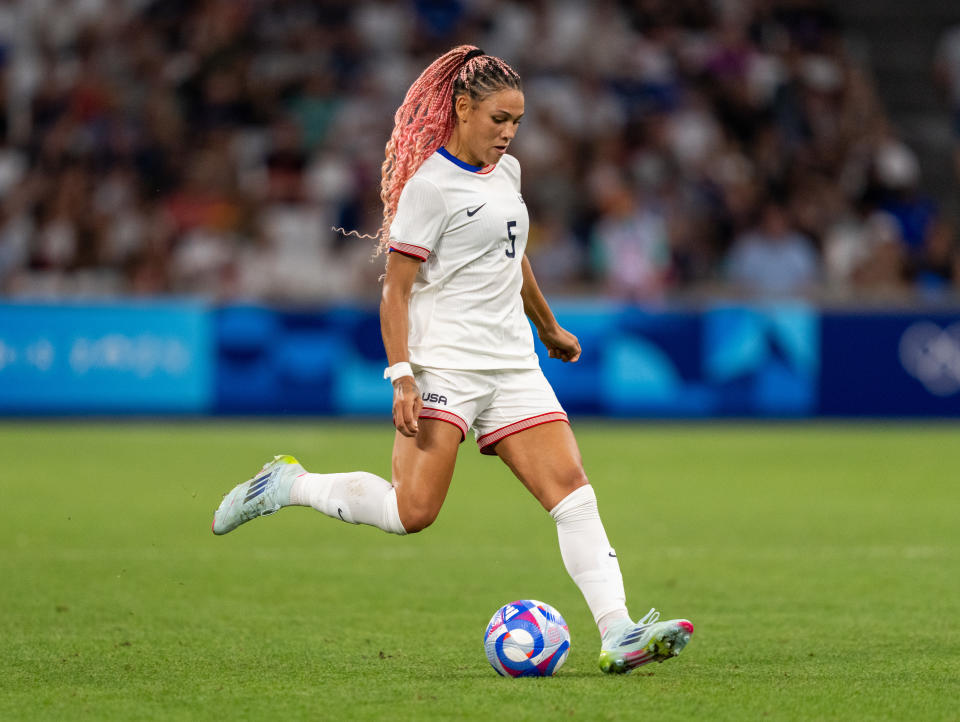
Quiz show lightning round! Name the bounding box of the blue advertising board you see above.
[0,303,213,413]
[2,302,957,417]
[541,302,819,417]
[213,302,821,418]
[820,312,960,416]
[214,305,390,415]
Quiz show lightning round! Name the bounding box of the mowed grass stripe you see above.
[0,422,957,721]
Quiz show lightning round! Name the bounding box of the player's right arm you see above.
[381,251,423,437]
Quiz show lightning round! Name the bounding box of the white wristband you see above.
[384,362,414,383]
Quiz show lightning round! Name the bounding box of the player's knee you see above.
[538,466,589,511]
[559,467,589,497]
[395,489,442,533]
[399,504,439,534]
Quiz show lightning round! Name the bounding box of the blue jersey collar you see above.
[436,146,485,172]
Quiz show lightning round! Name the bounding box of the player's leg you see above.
[389,420,462,532]
[384,366,486,531]
[212,452,410,536]
[212,420,461,535]
[212,366,476,536]
[286,419,461,533]
[475,369,631,635]
[494,421,693,673]
[491,420,631,633]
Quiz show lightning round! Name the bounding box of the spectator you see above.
[590,174,671,301]
[873,139,939,266]
[934,24,960,184]
[823,201,906,298]
[525,216,586,295]
[725,198,819,297]
[914,219,960,298]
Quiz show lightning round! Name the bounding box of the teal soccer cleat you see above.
[598,609,694,674]
[212,455,304,535]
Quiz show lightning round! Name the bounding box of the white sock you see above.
[289,471,407,535]
[550,485,630,636]
[598,610,633,645]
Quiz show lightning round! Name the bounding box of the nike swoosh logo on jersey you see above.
[466,203,486,217]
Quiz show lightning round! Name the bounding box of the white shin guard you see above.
[290,471,407,535]
[550,484,629,626]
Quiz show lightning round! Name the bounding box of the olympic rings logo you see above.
[899,321,960,397]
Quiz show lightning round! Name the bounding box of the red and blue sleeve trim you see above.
[388,242,430,260]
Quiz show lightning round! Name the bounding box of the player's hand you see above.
[539,325,581,363]
[392,376,422,437]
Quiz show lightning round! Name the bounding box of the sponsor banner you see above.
[0,303,213,412]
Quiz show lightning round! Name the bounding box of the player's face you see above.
[464,88,524,166]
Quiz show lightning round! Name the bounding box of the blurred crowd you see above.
[0,0,958,304]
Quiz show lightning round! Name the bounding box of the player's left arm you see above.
[520,255,581,363]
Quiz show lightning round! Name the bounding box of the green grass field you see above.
[1,421,958,721]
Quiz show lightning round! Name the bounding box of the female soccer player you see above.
[213,45,693,674]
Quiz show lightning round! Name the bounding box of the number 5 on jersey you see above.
[505,220,517,258]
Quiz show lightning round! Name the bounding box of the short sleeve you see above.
[388,177,448,261]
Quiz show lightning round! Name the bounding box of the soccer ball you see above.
[483,599,571,677]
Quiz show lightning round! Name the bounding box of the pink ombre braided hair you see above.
[373,45,521,255]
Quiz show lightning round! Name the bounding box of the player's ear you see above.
[455,94,471,123]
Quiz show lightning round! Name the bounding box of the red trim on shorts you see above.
[389,242,429,260]
[477,412,569,455]
[419,407,468,441]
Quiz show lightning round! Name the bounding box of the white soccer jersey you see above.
[388,148,537,370]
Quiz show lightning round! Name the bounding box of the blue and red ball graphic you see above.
[483,599,570,677]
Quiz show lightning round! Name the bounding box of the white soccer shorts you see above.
[413,366,569,455]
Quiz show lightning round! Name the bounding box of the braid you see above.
[374,45,522,256]
[451,55,521,116]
